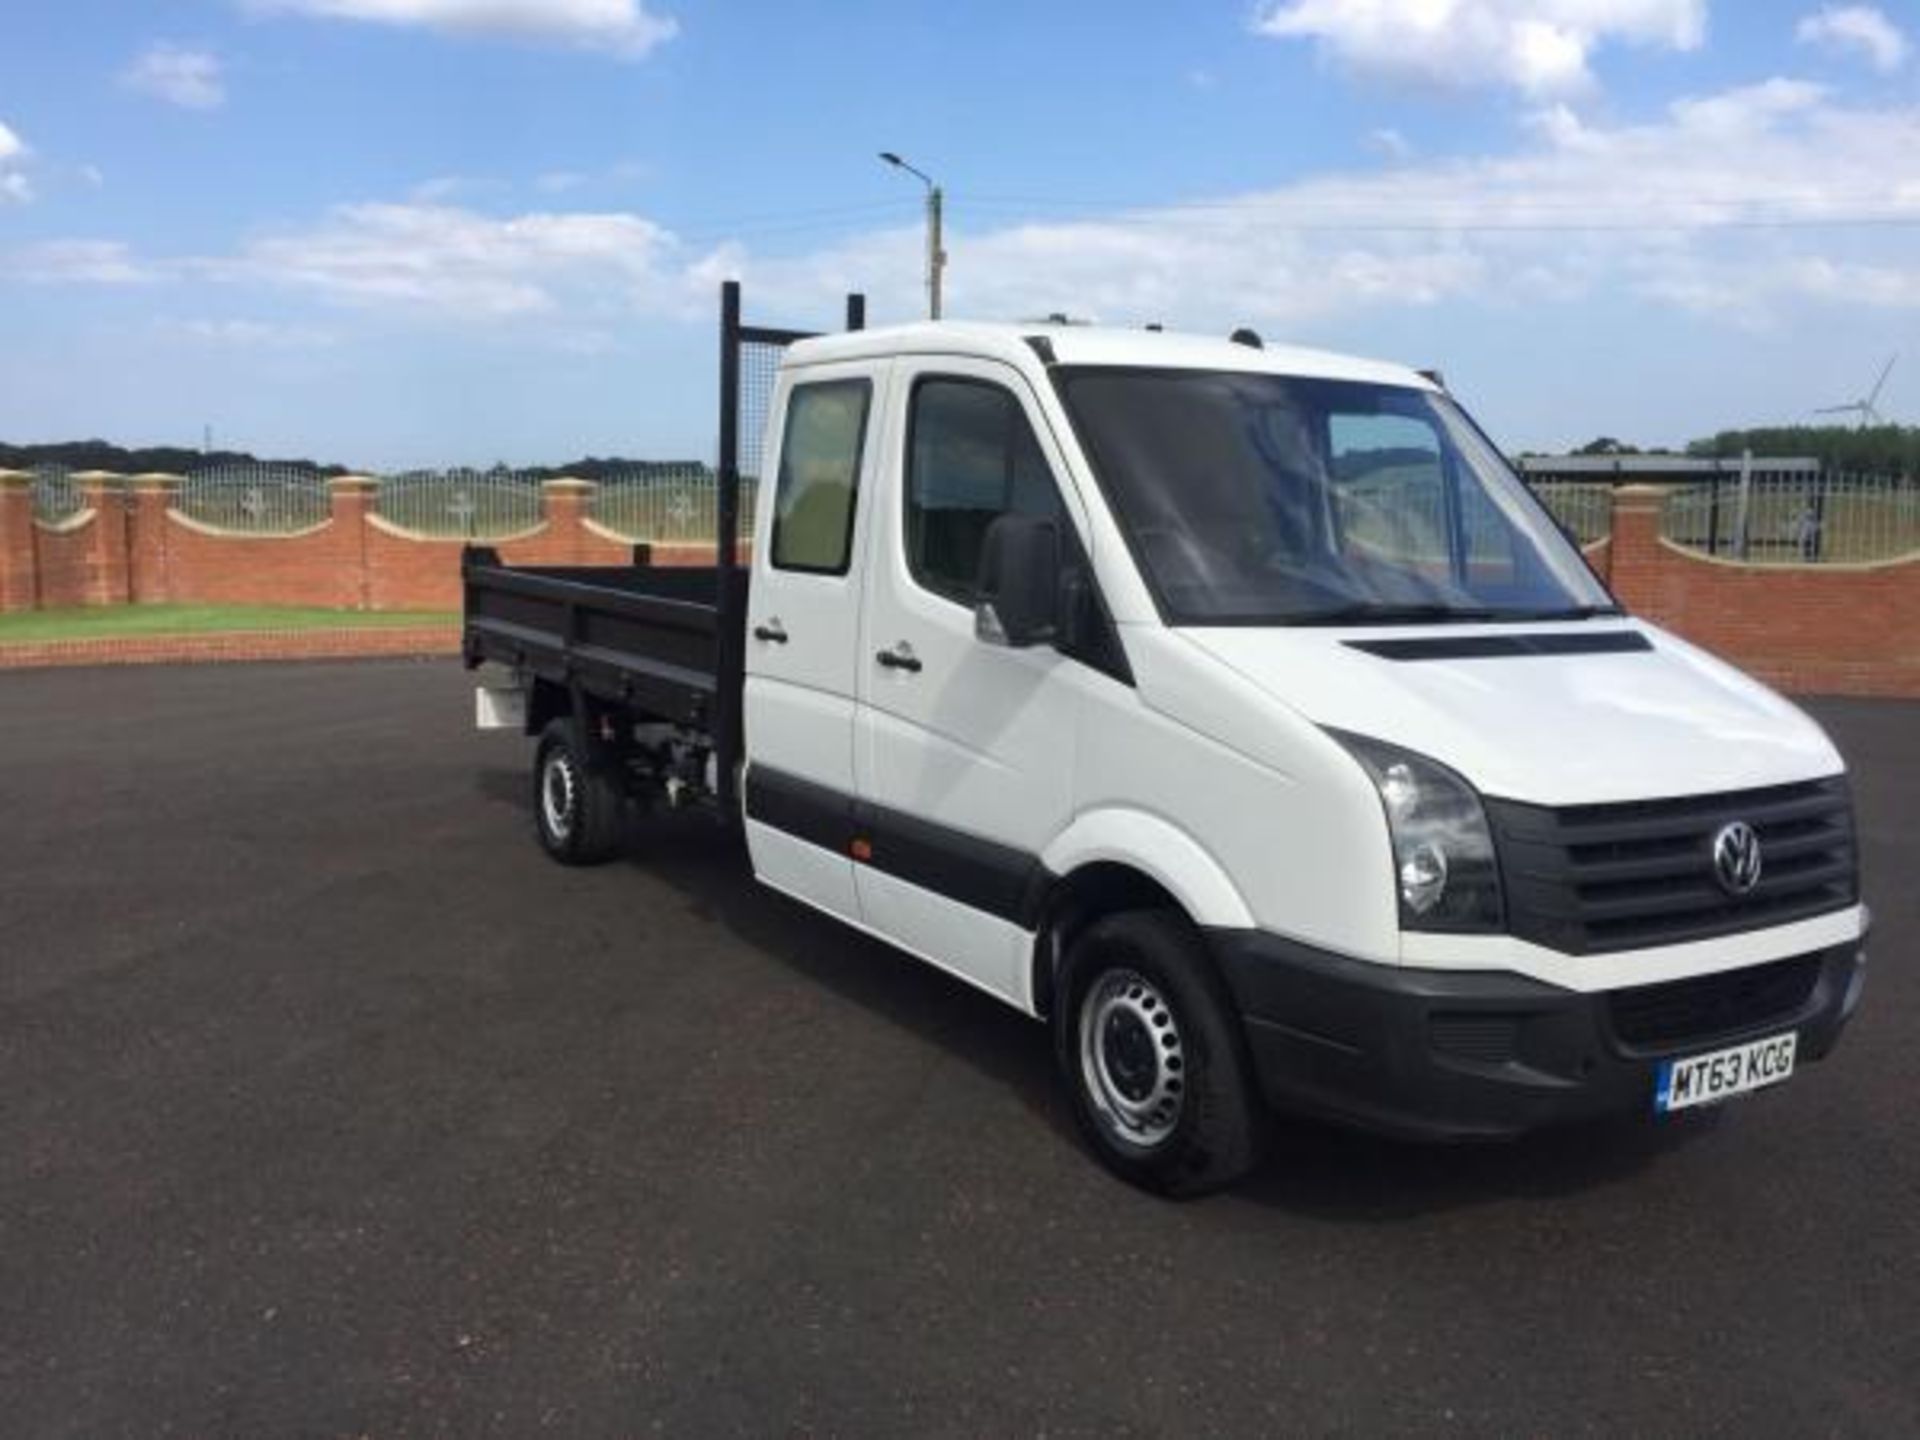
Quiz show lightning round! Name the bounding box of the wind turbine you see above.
[1815,354,1897,427]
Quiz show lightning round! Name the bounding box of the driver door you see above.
[852,359,1095,1007]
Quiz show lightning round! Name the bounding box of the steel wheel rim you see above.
[541,749,578,842]
[1078,968,1186,1149]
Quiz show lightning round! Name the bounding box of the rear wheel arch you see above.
[525,676,570,738]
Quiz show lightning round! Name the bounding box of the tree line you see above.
[0,440,708,480]
[0,440,352,476]
[1562,426,1918,474]
[1683,425,1919,475]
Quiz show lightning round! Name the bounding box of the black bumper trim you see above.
[1208,928,1865,1142]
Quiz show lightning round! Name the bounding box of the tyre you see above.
[532,717,627,865]
[1055,910,1267,1197]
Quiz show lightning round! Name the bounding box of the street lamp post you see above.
[879,151,945,320]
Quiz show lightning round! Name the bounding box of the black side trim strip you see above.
[745,766,1046,928]
[745,766,855,855]
[862,803,1044,927]
[1345,631,1653,661]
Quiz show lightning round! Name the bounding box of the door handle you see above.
[875,642,922,674]
[753,618,788,644]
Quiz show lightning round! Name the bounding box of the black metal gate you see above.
[713,280,865,813]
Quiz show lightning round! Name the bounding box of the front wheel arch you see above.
[1029,861,1186,1021]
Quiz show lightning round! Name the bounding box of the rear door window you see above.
[770,379,872,575]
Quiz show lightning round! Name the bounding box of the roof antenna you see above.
[1230,327,1263,350]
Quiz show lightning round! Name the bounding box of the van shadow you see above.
[477,768,1718,1221]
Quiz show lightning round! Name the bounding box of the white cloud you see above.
[1796,6,1909,72]
[1253,0,1707,97]
[246,0,678,58]
[534,160,650,193]
[1666,76,1826,134]
[1367,126,1414,159]
[406,174,507,203]
[0,120,30,204]
[730,79,1920,331]
[15,80,1920,350]
[166,317,339,349]
[122,45,226,109]
[210,202,684,317]
[3,240,154,284]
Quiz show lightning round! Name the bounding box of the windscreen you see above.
[1053,368,1615,625]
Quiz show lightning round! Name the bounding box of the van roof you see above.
[785,321,1438,392]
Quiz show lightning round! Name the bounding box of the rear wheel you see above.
[532,718,626,865]
[1056,910,1266,1196]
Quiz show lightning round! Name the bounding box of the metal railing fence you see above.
[374,467,544,538]
[1528,481,1614,547]
[30,464,83,525]
[1661,471,1919,564]
[178,463,332,534]
[590,466,756,544]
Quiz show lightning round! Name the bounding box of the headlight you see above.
[1328,731,1503,933]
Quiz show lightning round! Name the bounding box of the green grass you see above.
[0,604,457,646]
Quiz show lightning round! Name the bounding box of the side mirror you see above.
[973,514,1060,648]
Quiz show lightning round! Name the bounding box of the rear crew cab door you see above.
[852,357,1106,1010]
[742,360,889,925]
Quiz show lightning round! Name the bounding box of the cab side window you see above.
[906,378,1065,604]
[770,379,872,575]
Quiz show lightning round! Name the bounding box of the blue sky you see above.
[1,1,1915,468]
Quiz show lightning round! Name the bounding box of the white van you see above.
[465,312,1866,1195]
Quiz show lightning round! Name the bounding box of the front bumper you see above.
[1210,929,1866,1142]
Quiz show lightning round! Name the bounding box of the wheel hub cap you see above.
[541,751,577,841]
[1078,969,1186,1149]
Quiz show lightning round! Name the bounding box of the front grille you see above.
[1609,953,1825,1050]
[1486,777,1856,955]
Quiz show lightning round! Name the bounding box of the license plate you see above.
[1655,1032,1797,1114]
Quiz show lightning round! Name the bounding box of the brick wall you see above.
[31,473,131,608]
[1606,485,1919,698]
[0,471,1912,696]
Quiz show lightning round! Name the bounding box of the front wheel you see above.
[532,718,627,865]
[1056,910,1267,1197]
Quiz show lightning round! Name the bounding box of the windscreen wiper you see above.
[1288,601,1625,626]
[1491,603,1625,621]
[1285,603,1502,626]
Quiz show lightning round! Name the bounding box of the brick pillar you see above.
[71,471,131,606]
[127,473,184,604]
[1606,484,1672,620]
[328,476,380,610]
[0,469,37,612]
[541,478,598,563]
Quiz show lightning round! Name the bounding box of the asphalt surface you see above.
[1,659,1915,1437]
